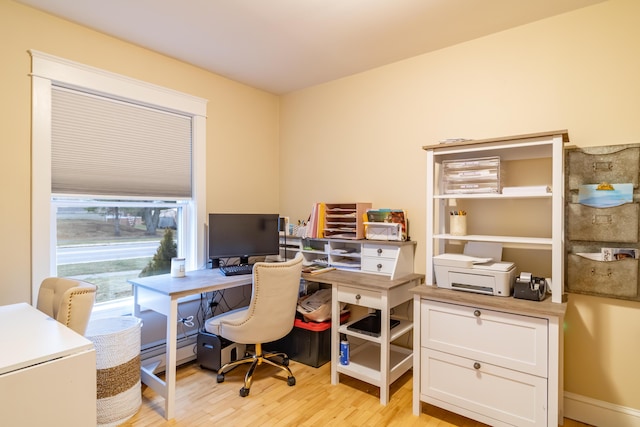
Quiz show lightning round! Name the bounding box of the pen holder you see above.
[450,215,467,236]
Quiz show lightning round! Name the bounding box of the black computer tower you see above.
[197,330,245,371]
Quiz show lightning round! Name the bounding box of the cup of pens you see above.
[450,210,467,236]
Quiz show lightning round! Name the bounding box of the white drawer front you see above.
[421,348,547,427]
[361,257,395,275]
[362,244,399,259]
[421,300,548,377]
[337,285,382,309]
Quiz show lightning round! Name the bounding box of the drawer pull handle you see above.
[473,309,481,317]
[355,294,361,301]
[473,362,481,370]
[377,248,383,255]
[377,263,383,269]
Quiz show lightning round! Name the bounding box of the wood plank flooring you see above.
[121,360,591,427]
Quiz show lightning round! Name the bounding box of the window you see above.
[54,201,184,304]
[30,50,208,307]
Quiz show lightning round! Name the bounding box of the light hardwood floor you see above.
[121,360,591,427]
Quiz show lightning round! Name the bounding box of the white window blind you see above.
[51,86,193,198]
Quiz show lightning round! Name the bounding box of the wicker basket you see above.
[86,316,142,427]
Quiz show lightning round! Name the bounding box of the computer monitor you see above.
[208,213,280,265]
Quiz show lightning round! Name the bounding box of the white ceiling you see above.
[17,0,605,94]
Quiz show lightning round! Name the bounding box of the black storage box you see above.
[265,318,330,368]
[265,313,348,368]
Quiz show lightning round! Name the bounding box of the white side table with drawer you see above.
[305,270,424,405]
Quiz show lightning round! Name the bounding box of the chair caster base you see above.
[239,387,250,397]
[216,373,225,383]
[287,376,296,386]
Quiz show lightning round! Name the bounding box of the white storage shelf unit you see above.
[417,130,569,427]
[424,130,569,304]
[281,235,416,280]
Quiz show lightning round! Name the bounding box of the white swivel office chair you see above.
[205,253,303,397]
[36,277,97,335]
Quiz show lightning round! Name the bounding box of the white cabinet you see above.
[417,131,569,426]
[412,286,566,427]
[0,303,96,427]
[423,130,569,303]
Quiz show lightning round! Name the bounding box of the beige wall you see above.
[0,1,280,304]
[280,0,640,412]
[3,0,640,416]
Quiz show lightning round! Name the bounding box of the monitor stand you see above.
[240,256,249,265]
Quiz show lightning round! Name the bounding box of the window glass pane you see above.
[56,204,181,304]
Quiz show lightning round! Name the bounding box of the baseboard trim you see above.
[565,392,640,427]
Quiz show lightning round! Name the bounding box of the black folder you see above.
[347,313,400,337]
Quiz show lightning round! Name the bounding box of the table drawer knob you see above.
[355,294,361,301]
[473,309,481,317]
[473,362,481,370]
[377,248,383,254]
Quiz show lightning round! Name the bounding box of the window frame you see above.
[30,50,208,305]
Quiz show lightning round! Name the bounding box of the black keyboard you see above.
[219,264,254,276]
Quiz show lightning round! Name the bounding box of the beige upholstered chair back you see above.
[36,277,97,335]
[218,253,303,345]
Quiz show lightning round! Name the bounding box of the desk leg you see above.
[331,285,339,385]
[380,293,390,405]
[133,285,141,317]
[164,298,178,420]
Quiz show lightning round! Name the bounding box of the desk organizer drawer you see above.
[567,203,639,243]
[337,285,382,309]
[362,244,399,259]
[567,253,638,298]
[421,300,547,376]
[568,146,640,190]
[361,257,395,275]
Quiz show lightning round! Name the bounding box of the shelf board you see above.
[434,193,552,200]
[390,319,413,341]
[434,234,552,247]
[300,249,327,254]
[330,252,361,258]
[336,341,412,386]
[339,317,413,344]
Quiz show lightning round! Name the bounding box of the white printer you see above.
[433,250,516,297]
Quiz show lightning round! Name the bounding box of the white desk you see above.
[0,303,96,426]
[129,269,252,420]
